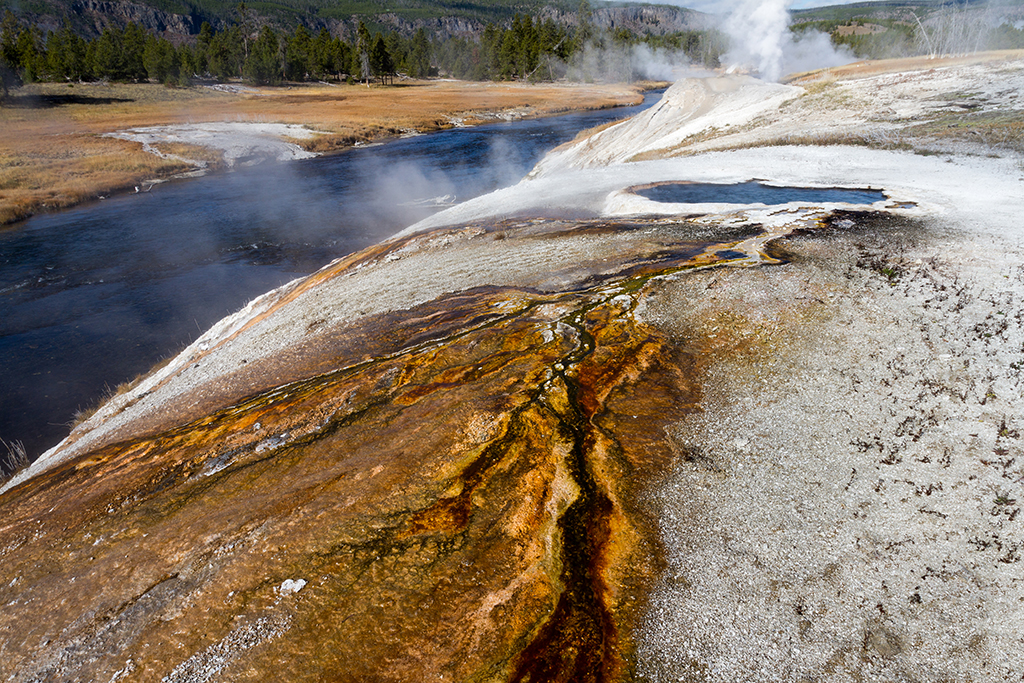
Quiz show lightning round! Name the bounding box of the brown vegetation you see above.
[835,23,888,36]
[0,79,645,225]
[149,141,229,167]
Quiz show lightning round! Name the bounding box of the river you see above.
[0,91,661,462]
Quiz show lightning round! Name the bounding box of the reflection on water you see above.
[0,93,661,461]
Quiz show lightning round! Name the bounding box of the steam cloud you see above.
[721,0,854,81]
[567,43,707,83]
[558,0,859,85]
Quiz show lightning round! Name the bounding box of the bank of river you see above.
[0,91,661,462]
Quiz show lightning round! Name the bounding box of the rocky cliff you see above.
[2,53,1024,681]
[17,0,201,40]
[8,0,709,42]
[543,5,712,35]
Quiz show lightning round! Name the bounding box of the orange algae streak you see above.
[0,219,726,682]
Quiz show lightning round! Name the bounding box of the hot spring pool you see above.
[635,181,887,206]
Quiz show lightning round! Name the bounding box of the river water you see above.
[0,92,661,461]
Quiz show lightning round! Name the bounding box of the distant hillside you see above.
[793,0,1024,59]
[794,0,1024,23]
[0,0,710,41]
[2,0,1021,46]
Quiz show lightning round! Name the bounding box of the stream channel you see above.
[0,91,664,463]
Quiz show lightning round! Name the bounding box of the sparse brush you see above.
[0,439,30,483]
[70,379,135,429]
[801,77,837,96]
[570,118,625,142]
[150,142,227,167]
[715,130,913,154]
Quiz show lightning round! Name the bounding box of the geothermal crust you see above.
[105,122,321,170]
[2,54,1024,682]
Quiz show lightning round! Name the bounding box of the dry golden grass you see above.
[0,79,644,225]
[70,351,179,428]
[909,111,1024,153]
[150,141,228,167]
[569,117,626,142]
[0,134,193,224]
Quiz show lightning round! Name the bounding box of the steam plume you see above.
[721,0,854,81]
[567,42,705,83]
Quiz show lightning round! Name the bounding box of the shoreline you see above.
[0,79,656,227]
[92,90,656,212]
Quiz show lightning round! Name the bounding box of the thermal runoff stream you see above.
[0,94,665,461]
[2,46,1023,680]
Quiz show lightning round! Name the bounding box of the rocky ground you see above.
[1,53,1022,681]
[636,215,1024,681]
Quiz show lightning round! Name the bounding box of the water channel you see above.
[0,91,662,461]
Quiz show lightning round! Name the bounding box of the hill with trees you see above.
[0,0,709,42]
[0,0,723,94]
[3,0,1023,99]
[792,0,1024,59]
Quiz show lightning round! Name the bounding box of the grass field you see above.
[0,79,648,225]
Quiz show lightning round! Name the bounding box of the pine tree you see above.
[310,27,332,80]
[498,27,516,79]
[384,32,405,75]
[13,25,43,82]
[144,35,179,84]
[90,27,125,80]
[409,27,431,78]
[243,25,281,85]
[208,25,244,81]
[355,21,371,85]
[122,23,148,81]
[574,0,594,55]
[369,33,393,84]
[195,21,215,75]
[177,44,197,85]
[284,25,310,81]
[1,10,22,95]
[325,35,351,81]
[236,1,256,62]
[0,13,17,100]
[514,15,539,79]
[47,26,88,81]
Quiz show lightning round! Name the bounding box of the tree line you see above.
[0,11,429,90]
[0,7,724,97]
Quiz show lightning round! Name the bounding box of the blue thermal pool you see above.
[634,181,887,206]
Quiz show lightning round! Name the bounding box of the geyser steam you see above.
[722,0,853,81]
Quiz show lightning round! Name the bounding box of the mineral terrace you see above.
[1,52,1023,682]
